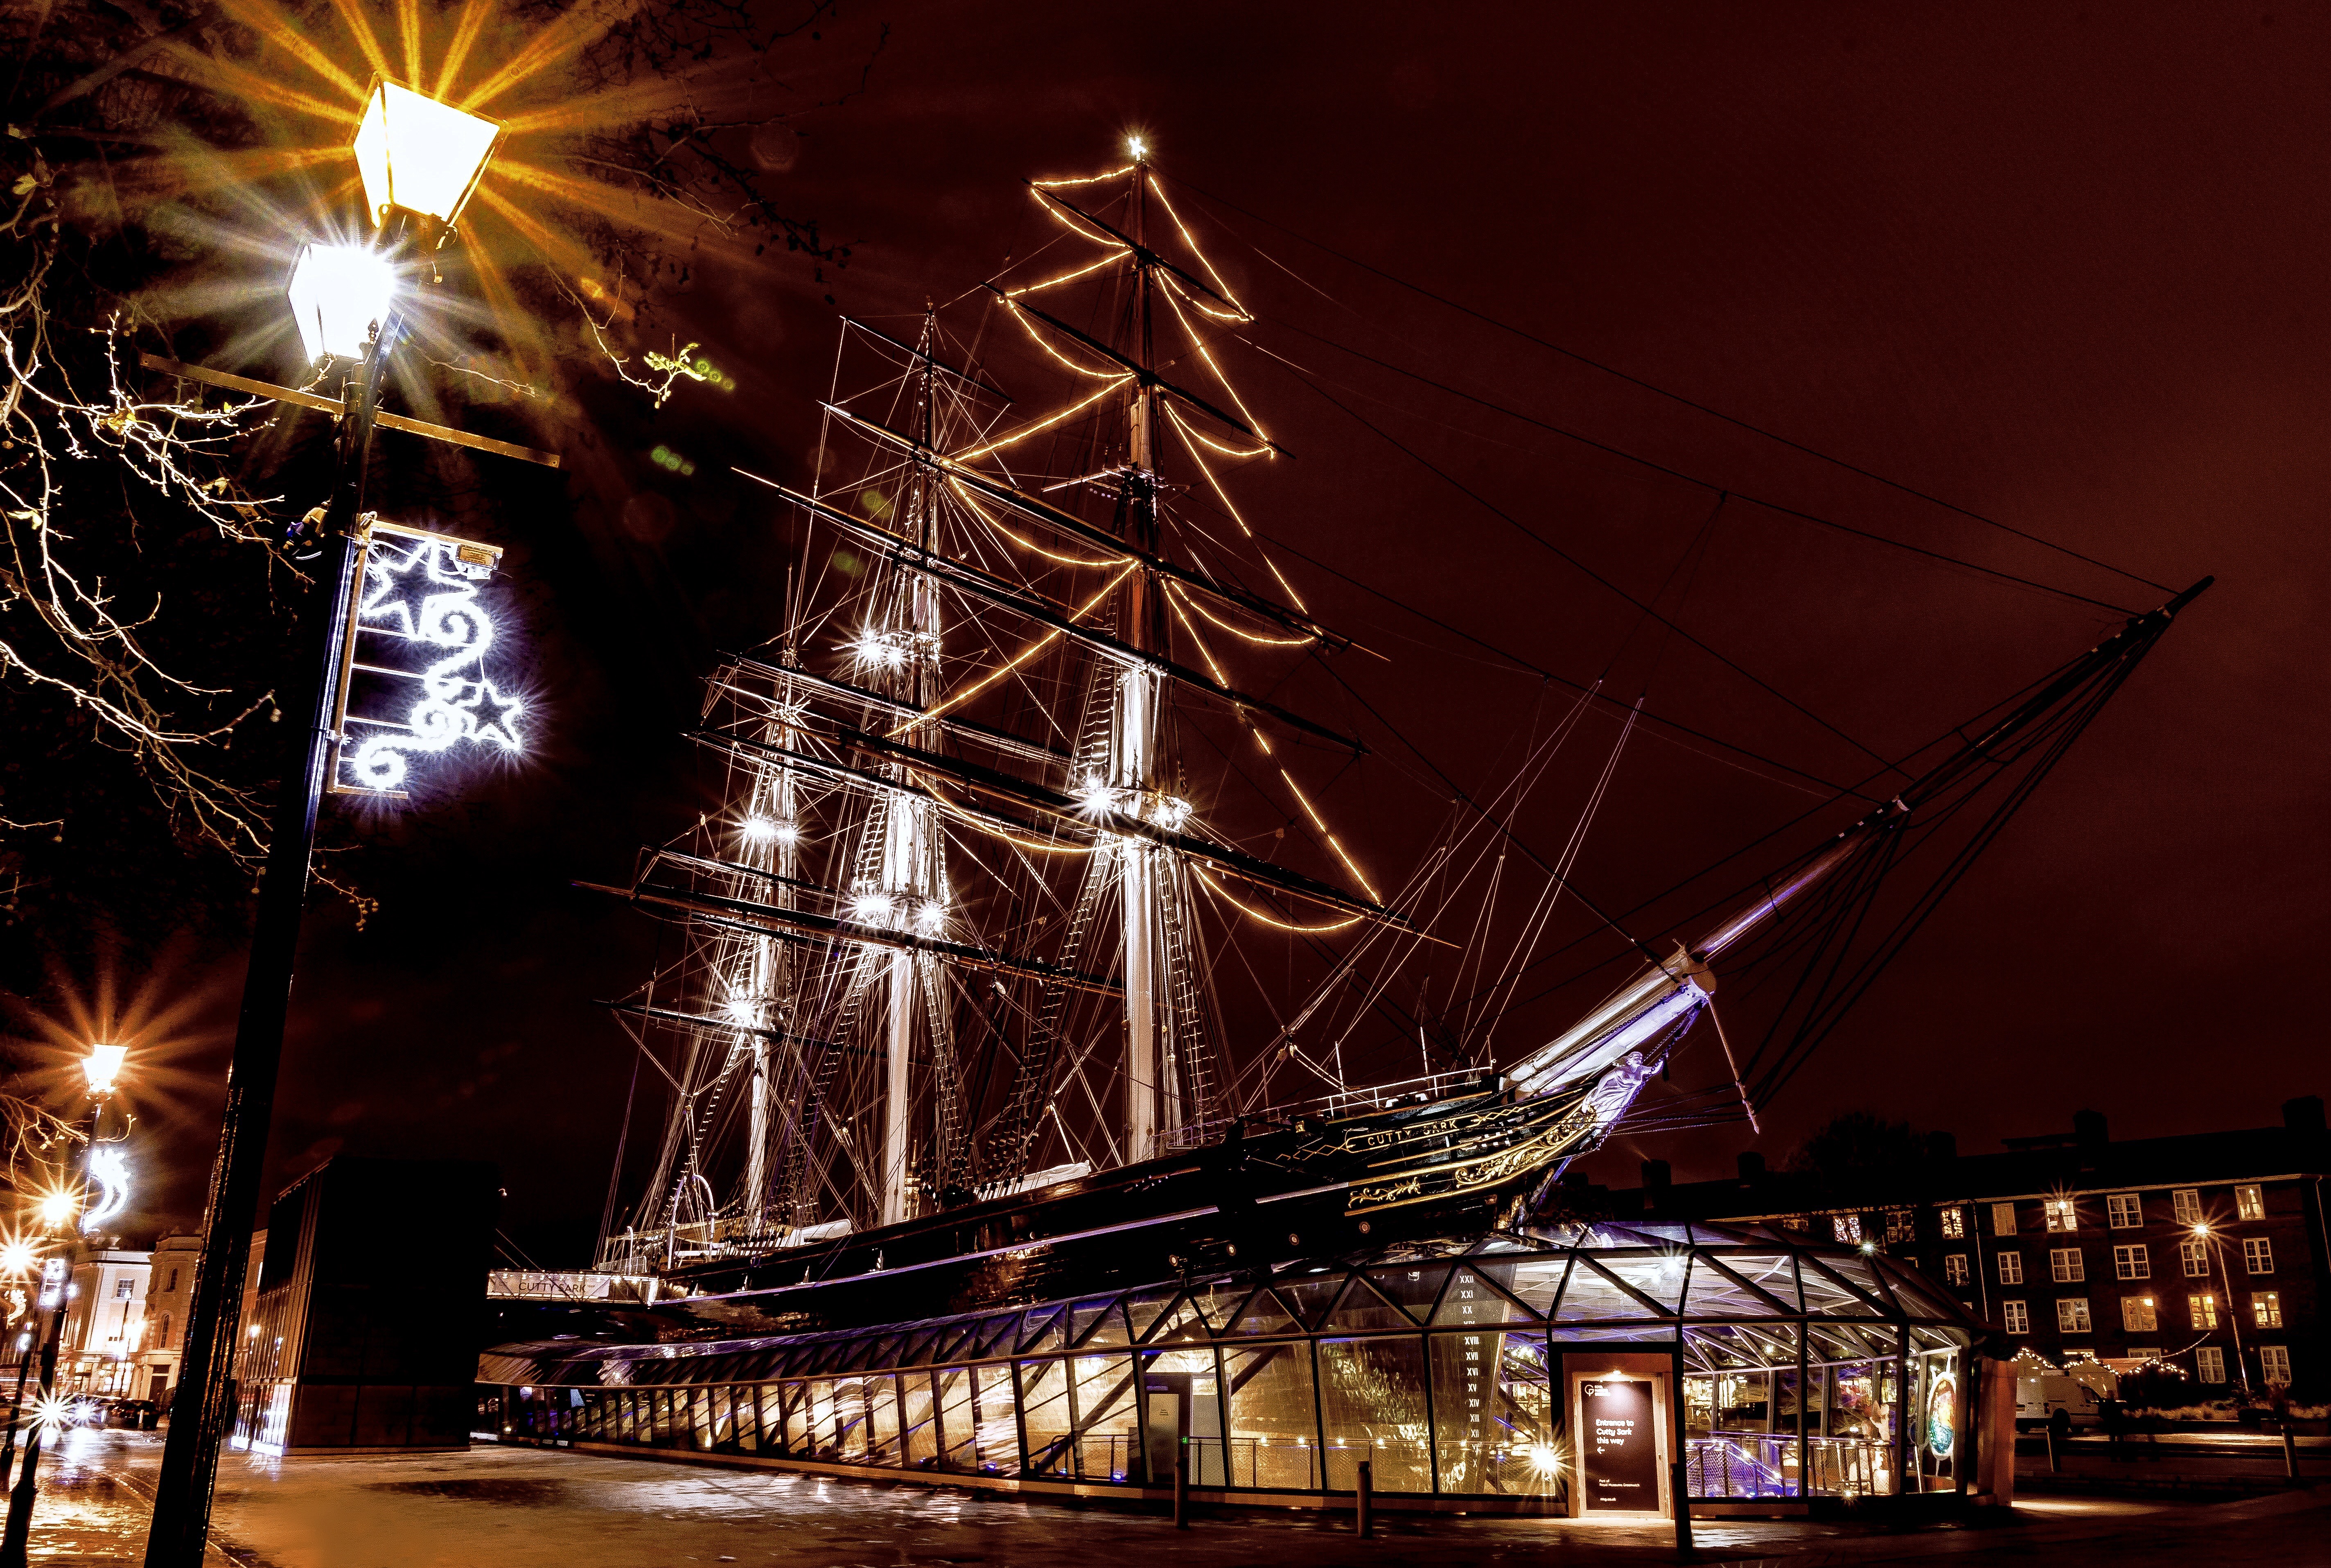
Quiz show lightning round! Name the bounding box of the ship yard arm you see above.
[1501,576,2212,1134]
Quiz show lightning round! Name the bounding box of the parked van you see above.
[2014,1357,2116,1429]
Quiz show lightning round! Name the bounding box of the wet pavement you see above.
[7,1428,2326,1566]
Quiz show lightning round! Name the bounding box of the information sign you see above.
[1580,1376,1659,1512]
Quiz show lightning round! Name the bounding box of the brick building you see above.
[1595,1095,2326,1395]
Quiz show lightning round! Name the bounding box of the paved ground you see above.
[8,1428,2328,1567]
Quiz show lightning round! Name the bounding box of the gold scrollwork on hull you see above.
[1345,1099,1600,1216]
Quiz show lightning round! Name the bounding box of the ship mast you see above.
[1118,143,1170,1162]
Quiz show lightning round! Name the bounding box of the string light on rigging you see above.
[740,814,800,846]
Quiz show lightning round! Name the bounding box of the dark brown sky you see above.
[99,4,2327,1259]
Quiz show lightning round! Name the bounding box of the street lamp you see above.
[2190,1223,2252,1396]
[352,78,501,232]
[0,1045,124,1568]
[140,78,503,1568]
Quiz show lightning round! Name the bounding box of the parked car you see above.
[102,1399,155,1429]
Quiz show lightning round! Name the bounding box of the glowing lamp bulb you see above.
[35,1192,74,1227]
[0,1241,34,1278]
[286,243,400,363]
[81,1043,127,1095]
[1527,1443,1560,1475]
[914,899,945,935]
[740,816,780,844]
[1128,135,1147,160]
[352,78,502,227]
[851,892,894,926]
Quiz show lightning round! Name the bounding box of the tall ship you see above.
[548,149,2203,1346]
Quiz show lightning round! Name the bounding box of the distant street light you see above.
[141,77,508,1568]
[0,1045,125,1568]
[2190,1222,2253,1395]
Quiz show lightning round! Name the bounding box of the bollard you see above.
[2046,1428,2059,1473]
[1173,1452,1189,1529]
[1356,1459,1373,1539]
[2286,1427,2301,1483]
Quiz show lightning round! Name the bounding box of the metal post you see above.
[140,317,390,1568]
[1356,1457,1373,1539]
[1669,1347,1692,1557]
[2044,1426,2058,1472]
[1172,1451,1188,1528]
[2285,1426,2301,1483]
[0,1336,34,1482]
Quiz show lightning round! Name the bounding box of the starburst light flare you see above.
[285,242,400,363]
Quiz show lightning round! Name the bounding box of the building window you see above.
[1831,1214,1862,1245]
[1999,1252,2024,1285]
[1944,1254,1970,1286]
[1992,1203,2018,1236]
[2002,1301,2029,1334]
[1939,1206,1965,1239]
[2252,1292,2283,1329]
[2106,1193,2141,1229]
[166,1269,178,1293]
[2121,1296,2157,1333]
[2261,1346,2292,1385]
[2057,1298,2092,1333]
[1884,1209,1914,1244]
[2179,1240,2209,1277]
[2171,1189,2202,1226]
[1779,1215,1808,1232]
[2112,1245,2149,1280]
[2243,1238,2272,1275]
[2127,1347,2161,1363]
[2235,1184,2264,1221]
[2189,1293,2218,1329]
[158,1313,170,1346]
[2196,1346,2226,1383]
[2050,1248,2085,1284]
[2043,1197,2077,1233]
[114,1279,133,1299]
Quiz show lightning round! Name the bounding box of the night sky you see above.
[59,5,2327,1265]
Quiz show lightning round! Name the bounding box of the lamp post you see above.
[2191,1223,2252,1396]
[139,80,500,1568]
[0,1241,43,1485]
[0,1045,126,1568]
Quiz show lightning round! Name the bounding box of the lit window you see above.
[2252,1292,2282,1329]
[2121,1295,2157,1333]
[1992,1203,2018,1236]
[2189,1293,2218,1329]
[1938,1206,1965,1239]
[2243,1238,2273,1275]
[2127,1347,2161,1362]
[1884,1209,1914,1244]
[1943,1254,1970,1286]
[2261,1346,2292,1385]
[2056,1298,2091,1333]
[114,1280,133,1299]
[2050,1248,2085,1284]
[1999,1252,2024,1285]
[1831,1214,1862,1245]
[2106,1193,2141,1229]
[2171,1189,2202,1226]
[2002,1301,2030,1334]
[2235,1185,2264,1221]
[2196,1346,2226,1383]
[2043,1197,2078,1233]
[2179,1240,2209,1277]
[2113,1245,2149,1280]
[1779,1215,1808,1232]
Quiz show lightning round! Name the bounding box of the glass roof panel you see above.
[1144,1297,1212,1344]
[971,1313,1022,1357]
[1796,1257,1885,1319]
[1703,1253,1802,1313]
[1322,1275,1415,1332]
[1506,1257,1570,1317]
[1018,1304,1066,1354]
[1553,1261,1664,1324]
[1432,1262,1534,1327]
[1124,1288,1180,1342]
[1071,1298,1129,1348]
[1188,1282,1249,1333]
[1818,1252,1899,1309]
[1365,1263,1450,1320]
[1228,1289,1300,1338]
[1681,1259,1782,1319]
[1595,1254,1688,1312]
[1275,1273,1345,1329]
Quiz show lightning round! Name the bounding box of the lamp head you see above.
[287,243,400,365]
[81,1043,126,1096]
[353,78,501,230]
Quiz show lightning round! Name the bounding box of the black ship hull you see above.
[573,1073,1603,1342]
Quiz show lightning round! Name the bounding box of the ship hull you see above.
[593,1075,1603,1341]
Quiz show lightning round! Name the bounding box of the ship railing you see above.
[486,1269,665,1305]
[1155,1069,1494,1153]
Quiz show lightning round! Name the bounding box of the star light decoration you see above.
[336,523,525,794]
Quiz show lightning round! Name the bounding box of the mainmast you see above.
[1117,143,1171,1162]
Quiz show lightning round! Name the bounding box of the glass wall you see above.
[478,1221,1977,1507]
